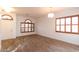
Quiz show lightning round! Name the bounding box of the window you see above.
[1,14,13,20]
[56,15,79,34]
[20,19,34,33]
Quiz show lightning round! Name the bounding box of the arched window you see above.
[20,19,34,33]
[1,14,13,20]
[25,19,32,23]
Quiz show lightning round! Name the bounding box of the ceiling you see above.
[0,7,70,18]
[14,7,68,18]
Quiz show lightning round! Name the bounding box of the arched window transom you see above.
[20,19,34,33]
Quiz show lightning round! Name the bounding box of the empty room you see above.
[0,7,79,52]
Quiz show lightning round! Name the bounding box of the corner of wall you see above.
[0,40,1,51]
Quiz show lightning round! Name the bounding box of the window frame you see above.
[20,19,34,33]
[55,15,79,34]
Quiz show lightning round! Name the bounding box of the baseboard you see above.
[37,34,79,46]
[16,34,37,38]
[16,32,36,37]
[2,38,16,40]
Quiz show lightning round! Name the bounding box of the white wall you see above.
[0,13,36,40]
[0,40,1,51]
[36,7,79,45]
[0,12,16,40]
[0,21,2,40]
[16,14,36,37]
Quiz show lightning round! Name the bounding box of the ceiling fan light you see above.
[48,13,54,18]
